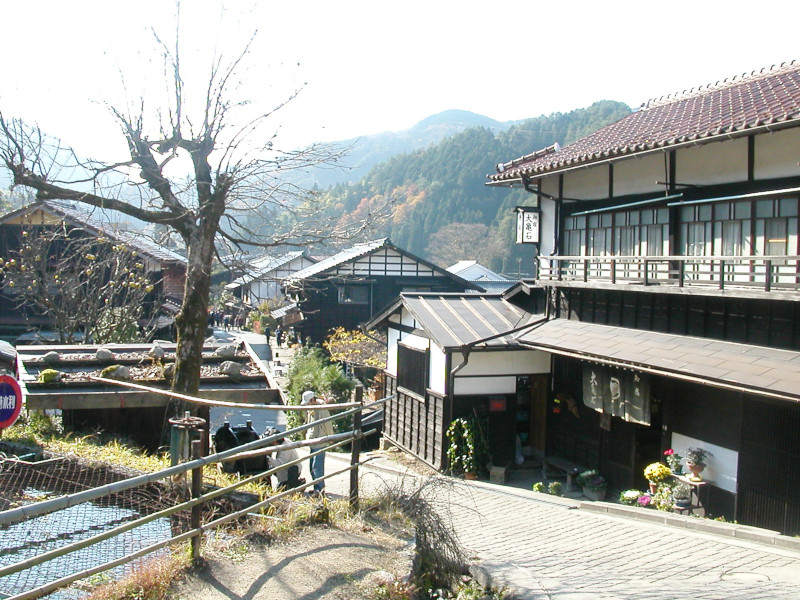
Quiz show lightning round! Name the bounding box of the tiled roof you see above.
[227,251,307,288]
[516,319,800,402]
[490,61,800,183]
[286,239,479,290]
[288,239,390,281]
[3,201,187,264]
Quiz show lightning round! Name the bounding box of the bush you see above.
[548,481,563,496]
[285,346,356,440]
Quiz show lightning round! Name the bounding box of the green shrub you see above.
[548,481,563,496]
[285,346,355,439]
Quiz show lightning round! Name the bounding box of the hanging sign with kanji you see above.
[515,207,540,244]
[0,375,23,430]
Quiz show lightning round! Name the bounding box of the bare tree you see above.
[0,30,384,405]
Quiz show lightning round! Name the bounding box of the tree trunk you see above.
[171,229,215,412]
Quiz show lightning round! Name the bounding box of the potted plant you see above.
[620,489,641,506]
[644,462,671,494]
[576,469,608,501]
[685,447,712,481]
[673,483,692,508]
[663,448,683,474]
[446,417,488,479]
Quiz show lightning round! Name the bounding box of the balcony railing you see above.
[537,255,800,293]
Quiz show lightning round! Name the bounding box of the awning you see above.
[516,319,800,403]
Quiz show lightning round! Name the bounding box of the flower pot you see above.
[582,486,607,501]
[674,498,691,508]
[686,462,705,481]
[648,481,658,494]
[464,472,478,480]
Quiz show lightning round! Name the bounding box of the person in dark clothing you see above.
[276,327,284,347]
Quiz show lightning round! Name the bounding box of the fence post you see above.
[191,439,203,562]
[349,385,364,512]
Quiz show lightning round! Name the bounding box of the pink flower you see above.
[664,449,674,456]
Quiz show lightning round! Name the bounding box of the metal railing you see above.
[0,386,388,600]
[538,254,800,292]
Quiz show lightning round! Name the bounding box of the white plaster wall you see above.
[429,344,447,395]
[457,350,550,376]
[754,128,800,180]
[563,165,609,200]
[386,326,400,376]
[671,432,738,494]
[540,177,560,257]
[676,138,748,187]
[454,376,515,395]
[613,154,665,197]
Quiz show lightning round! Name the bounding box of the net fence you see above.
[0,451,211,599]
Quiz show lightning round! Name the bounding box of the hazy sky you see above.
[3,0,799,160]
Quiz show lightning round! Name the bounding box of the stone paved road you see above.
[323,454,800,600]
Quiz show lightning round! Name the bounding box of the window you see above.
[337,285,369,304]
[397,344,428,397]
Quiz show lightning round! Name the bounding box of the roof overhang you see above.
[516,319,800,404]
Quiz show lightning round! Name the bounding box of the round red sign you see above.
[0,375,23,430]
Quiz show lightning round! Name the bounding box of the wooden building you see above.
[0,200,187,341]
[279,239,481,344]
[482,61,800,534]
[367,292,547,470]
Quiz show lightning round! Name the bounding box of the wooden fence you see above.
[0,386,387,600]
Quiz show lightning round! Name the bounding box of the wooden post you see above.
[190,440,203,562]
[349,385,364,512]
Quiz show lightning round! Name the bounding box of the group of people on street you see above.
[207,308,248,331]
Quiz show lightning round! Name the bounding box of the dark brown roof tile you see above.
[491,61,800,182]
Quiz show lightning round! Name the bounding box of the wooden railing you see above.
[538,254,800,292]
[0,388,388,600]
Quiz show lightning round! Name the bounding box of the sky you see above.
[2,0,800,162]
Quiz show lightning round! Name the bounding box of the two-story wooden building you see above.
[484,61,800,534]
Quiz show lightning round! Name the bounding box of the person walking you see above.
[301,390,335,495]
[276,327,284,348]
[264,326,271,344]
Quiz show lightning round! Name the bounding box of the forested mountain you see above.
[295,109,516,189]
[319,100,632,274]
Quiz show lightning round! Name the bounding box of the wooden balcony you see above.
[537,255,800,297]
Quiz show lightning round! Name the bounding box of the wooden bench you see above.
[542,456,586,492]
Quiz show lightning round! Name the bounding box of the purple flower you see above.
[637,495,652,507]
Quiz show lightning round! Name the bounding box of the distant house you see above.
[278,238,483,344]
[0,200,187,341]
[224,251,316,307]
[447,260,515,294]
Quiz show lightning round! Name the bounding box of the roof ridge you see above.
[641,60,799,110]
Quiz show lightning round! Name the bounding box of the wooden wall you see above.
[553,287,800,351]
[382,374,450,470]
